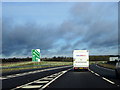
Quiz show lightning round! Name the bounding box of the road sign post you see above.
[32,49,40,62]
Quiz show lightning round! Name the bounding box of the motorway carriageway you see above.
[1,64,120,89]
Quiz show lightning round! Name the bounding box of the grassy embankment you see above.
[93,61,115,69]
[89,61,115,69]
[97,63,115,69]
[1,61,72,73]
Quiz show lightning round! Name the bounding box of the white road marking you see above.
[2,65,72,80]
[22,85,43,88]
[94,73,100,76]
[41,69,70,90]
[42,77,54,80]
[96,64,114,71]
[62,70,67,73]
[0,77,7,80]
[47,75,55,78]
[11,78,44,90]
[89,69,117,86]
[7,76,15,78]
[11,68,71,90]
[90,70,94,73]
[102,77,115,84]
[35,81,49,83]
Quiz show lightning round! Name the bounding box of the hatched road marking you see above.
[11,68,71,90]
[35,81,49,83]
[22,85,43,89]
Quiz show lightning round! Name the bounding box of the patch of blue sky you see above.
[2,2,76,26]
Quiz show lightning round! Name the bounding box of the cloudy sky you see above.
[2,2,118,58]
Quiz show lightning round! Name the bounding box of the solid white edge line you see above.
[4,65,72,80]
[102,77,115,84]
[40,69,70,90]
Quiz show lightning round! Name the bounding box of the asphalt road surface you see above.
[45,64,120,89]
[45,69,118,89]
[2,66,72,89]
[1,64,120,89]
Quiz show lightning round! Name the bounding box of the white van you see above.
[73,50,89,70]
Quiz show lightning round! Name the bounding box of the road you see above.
[45,69,118,89]
[1,64,120,89]
[2,65,72,89]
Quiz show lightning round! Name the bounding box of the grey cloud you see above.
[2,2,118,57]
[83,20,118,48]
[0,18,2,55]
[70,3,118,50]
[2,19,61,57]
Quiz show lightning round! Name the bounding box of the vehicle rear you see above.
[73,50,89,70]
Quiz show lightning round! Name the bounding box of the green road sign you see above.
[32,49,40,62]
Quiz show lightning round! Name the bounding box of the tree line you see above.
[1,55,110,63]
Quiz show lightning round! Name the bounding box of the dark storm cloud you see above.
[2,19,62,57]
[2,2,118,57]
[57,3,118,55]
[70,3,118,49]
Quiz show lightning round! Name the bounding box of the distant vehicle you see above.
[115,59,120,79]
[73,50,89,70]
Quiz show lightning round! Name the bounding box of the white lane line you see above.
[96,64,114,71]
[88,69,94,73]
[90,70,94,73]
[0,77,7,80]
[89,68,119,87]
[15,74,20,75]
[7,76,15,78]
[22,85,43,89]
[47,75,56,78]
[94,73,100,76]
[90,69,100,76]
[35,81,49,83]
[41,69,70,90]
[102,77,115,84]
[42,77,54,80]
[3,65,72,80]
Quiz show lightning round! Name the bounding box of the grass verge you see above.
[97,63,115,69]
[1,61,72,73]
